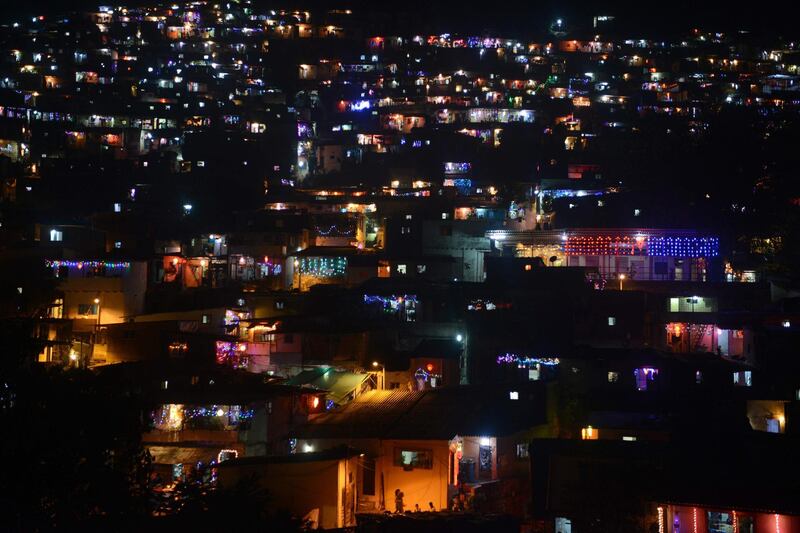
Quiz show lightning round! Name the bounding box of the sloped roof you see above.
[286,368,371,404]
[294,384,546,441]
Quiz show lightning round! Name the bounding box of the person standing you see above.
[394,488,405,513]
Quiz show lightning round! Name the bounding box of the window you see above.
[394,448,432,470]
[509,391,519,400]
[608,316,616,326]
[733,370,752,387]
[440,225,452,236]
[782,320,791,328]
[622,436,637,442]
[515,443,529,459]
[197,160,205,167]
[201,314,211,324]
[113,203,121,212]
[114,241,122,249]
[634,208,641,216]
[417,264,426,274]
[441,212,449,220]
[634,367,658,391]
[695,370,703,384]
[49,229,63,242]
[397,264,407,275]
[405,214,413,220]
[401,226,411,234]
[275,301,285,310]
[78,303,99,315]
[607,371,619,383]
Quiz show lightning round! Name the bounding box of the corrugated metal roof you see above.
[294,385,545,440]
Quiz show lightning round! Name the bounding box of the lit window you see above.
[394,448,432,469]
[78,303,99,315]
[397,264,407,275]
[515,443,529,458]
[733,370,752,387]
[417,264,426,274]
[635,367,659,391]
[608,316,616,326]
[441,212,448,219]
[622,436,637,442]
[509,391,519,400]
[695,370,703,384]
[197,160,205,167]
[113,203,121,212]
[201,314,210,324]
[782,320,791,328]
[405,214,413,220]
[581,426,598,440]
[49,229,63,242]
[114,241,122,249]
[634,208,641,216]
[607,371,618,383]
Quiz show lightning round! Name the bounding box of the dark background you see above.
[6,1,800,37]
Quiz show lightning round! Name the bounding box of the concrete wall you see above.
[378,439,449,512]
[219,456,357,529]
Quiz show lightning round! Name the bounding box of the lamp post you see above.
[94,297,101,327]
[456,331,468,385]
[372,361,385,390]
[618,273,626,291]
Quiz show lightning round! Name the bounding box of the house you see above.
[218,447,361,529]
[293,384,548,517]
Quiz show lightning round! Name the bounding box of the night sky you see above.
[7,0,800,37]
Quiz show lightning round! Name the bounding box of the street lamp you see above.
[93,297,102,327]
[293,259,301,290]
[618,273,626,291]
[371,361,385,390]
[455,332,468,384]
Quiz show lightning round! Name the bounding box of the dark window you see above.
[440,225,452,236]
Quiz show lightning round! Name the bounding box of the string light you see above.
[562,232,719,258]
[496,353,560,367]
[215,341,248,369]
[732,511,738,532]
[46,259,130,269]
[153,404,254,430]
[299,257,347,277]
[693,507,698,533]
[315,225,354,237]
[775,514,780,533]
[363,294,417,312]
[657,506,665,533]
